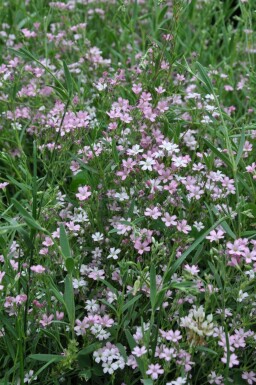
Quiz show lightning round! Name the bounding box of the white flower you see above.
[180,306,214,337]
[139,157,156,171]
[237,290,249,302]
[85,299,99,313]
[167,377,187,385]
[159,140,180,155]
[127,144,143,156]
[107,248,121,260]
[114,188,129,201]
[24,370,37,383]
[92,232,104,242]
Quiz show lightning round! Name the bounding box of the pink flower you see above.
[221,353,239,368]
[40,314,54,327]
[76,185,91,201]
[162,213,177,227]
[144,207,161,219]
[31,265,45,273]
[176,220,191,234]
[56,311,64,320]
[184,264,200,275]
[146,363,164,380]
[134,239,150,254]
[242,372,256,385]
[0,182,9,189]
[206,229,225,242]
[160,329,182,343]
[132,346,147,357]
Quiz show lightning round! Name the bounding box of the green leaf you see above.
[171,281,195,291]
[235,125,246,166]
[142,380,153,385]
[112,140,119,165]
[125,330,146,376]
[29,354,64,362]
[63,60,73,97]
[69,154,99,174]
[65,257,75,274]
[0,224,24,234]
[208,262,223,290]
[150,265,157,309]
[7,176,32,192]
[49,278,66,308]
[195,61,214,94]
[60,224,71,258]
[11,199,44,231]
[78,343,100,357]
[203,139,232,168]
[196,346,217,355]
[31,358,62,382]
[64,274,75,327]
[60,224,73,274]
[124,329,136,350]
[122,294,141,312]
[101,279,118,295]
[116,343,128,362]
[79,370,92,380]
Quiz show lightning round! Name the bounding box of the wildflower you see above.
[208,371,224,385]
[0,182,9,189]
[237,290,249,302]
[146,363,164,380]
[24,370,37,383]
[144,206,162,219]
[132,346,147,357]
[92,232,104,242]
[242,372,256,385]
[162,213,177,227]
[30,265,45,273]
[167,377,187,385]
[160,329,182,343]
[221,353,239,367]
[206,229,225,242]
[176,220,191,234]
[184,264,200,276]
[88,268,105,280]
[76,185,91,201]
[139,157,156,171]
[180,306,214,339]
[107,248,121,260]
[39,314,54,327]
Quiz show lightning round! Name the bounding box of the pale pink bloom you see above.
[56,311,64,320]
[176,220,191,234]
[206,229,225,242]
[184,264,200,275]
[144,207,161,219]
[31,265,45,273]
[155,86,166,94]
[221,353,239,367]
[76,185,91,201]
[160,329,182,343]
[42,237,54,247]
[0,182,9,189]
[88,268,105,281]
[132,346,147,357]
[162,213,177,227]
[40,314,54,327]
[242,372,256,385]
[146,363,164,380]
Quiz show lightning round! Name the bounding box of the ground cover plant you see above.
[0,0,256,384]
